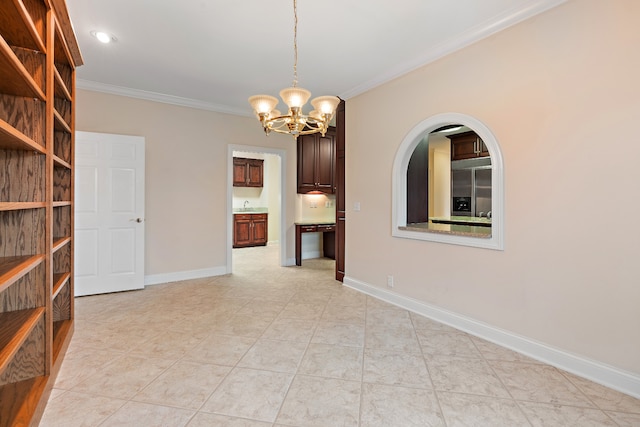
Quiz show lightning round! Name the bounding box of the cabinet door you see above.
[450,131,489,160]
[251,214,268,245]
[450,133,478,160]
[297,134,318,193]
[297,130,335,194]
[315,133,335,193]
[233,215,252,247]
[246,159,263,187]
[479,140,490,157]
[233,158,247,186]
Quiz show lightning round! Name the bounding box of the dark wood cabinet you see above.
[233,213,268,248]
[233,157,264,187]
[335,101,345,281]
[297,128,335,194]
[449,131,489,161]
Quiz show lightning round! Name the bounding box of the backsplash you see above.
[297,194,336,223]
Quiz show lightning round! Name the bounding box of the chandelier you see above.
[248,0,339,139]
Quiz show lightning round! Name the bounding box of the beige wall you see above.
[76,90,296,275]
[345,0,640,376]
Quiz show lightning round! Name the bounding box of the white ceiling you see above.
[67,0,565,117]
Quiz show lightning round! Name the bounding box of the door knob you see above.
[131,218,144,223]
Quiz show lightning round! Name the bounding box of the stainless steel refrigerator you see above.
[451,165,492,217]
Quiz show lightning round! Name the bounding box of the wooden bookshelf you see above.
[0,0,82,425]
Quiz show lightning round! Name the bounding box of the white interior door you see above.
[74,131,145,296]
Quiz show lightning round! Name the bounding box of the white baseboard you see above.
[343,276,640,399]
[145,266,227,286]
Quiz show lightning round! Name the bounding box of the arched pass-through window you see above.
[392,113,504,250]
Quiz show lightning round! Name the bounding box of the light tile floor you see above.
[41,245,640,426]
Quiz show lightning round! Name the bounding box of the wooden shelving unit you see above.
[0,0,82,425]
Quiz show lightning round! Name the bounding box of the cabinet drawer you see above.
[317,224,335,232]
[299,225,317,233]
[234,213,267,221]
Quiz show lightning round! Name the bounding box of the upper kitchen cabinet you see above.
[297,127,335,194]
[233,157,263,187]
[449,131,489,161]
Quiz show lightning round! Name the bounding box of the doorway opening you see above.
[227,145,287,274]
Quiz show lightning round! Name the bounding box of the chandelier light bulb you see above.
[280,87,311,109]
[248,95,278,115]
[311,96,340,116]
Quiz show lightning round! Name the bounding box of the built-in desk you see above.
[295,222,336,266]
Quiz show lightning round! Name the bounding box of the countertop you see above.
[402,221,492,238]
[429,215,491,226]
[295,220,336,226]
[233,207,268,214]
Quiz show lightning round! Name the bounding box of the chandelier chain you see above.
[292,0,298,87]
[248,0,339,138]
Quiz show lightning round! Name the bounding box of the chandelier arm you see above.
[248,0,339,139]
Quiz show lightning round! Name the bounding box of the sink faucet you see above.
[244,200,249,209]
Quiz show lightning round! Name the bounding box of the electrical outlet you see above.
[354,202,361,212]
[387,275,394,288]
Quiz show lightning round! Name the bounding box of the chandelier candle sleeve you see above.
[248,0,339,138]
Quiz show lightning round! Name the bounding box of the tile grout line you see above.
[410,311,450,427]
[469,332,534,426]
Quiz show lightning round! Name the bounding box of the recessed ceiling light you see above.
[90,30,117,44]
[433,125,463,133]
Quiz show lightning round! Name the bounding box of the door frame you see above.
[226,144,287,272]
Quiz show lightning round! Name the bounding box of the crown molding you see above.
[78,0,567,114]
[76,79,252,117]
[339,0,568,100]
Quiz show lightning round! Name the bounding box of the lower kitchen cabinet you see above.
[233,213,268,248]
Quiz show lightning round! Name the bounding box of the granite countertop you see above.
[429,215,492,226]
[233,207,268,214]
[401,221,492,238]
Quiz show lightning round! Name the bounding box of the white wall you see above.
[345,0,640,386]
[76,90,296,277]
